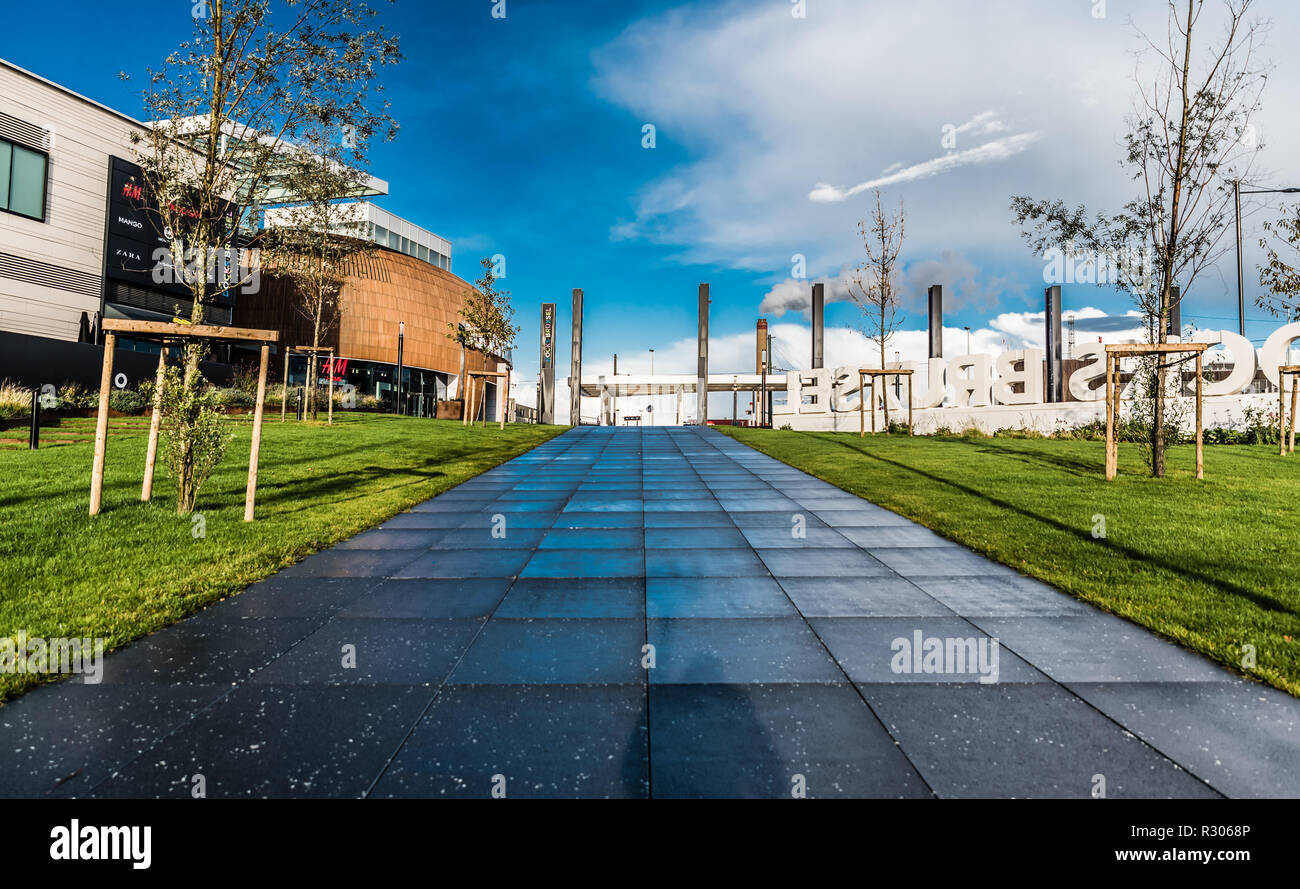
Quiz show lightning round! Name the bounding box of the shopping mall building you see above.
[0,58,507,418]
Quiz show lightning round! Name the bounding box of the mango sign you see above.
[776,322,1300,415]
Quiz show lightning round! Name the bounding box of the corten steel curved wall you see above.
[239,247,498,377]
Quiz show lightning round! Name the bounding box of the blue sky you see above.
[6,0,1300,409]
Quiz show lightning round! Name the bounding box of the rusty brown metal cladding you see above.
[239,248,499,376]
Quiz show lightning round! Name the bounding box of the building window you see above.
[418,243,429,263]
[374,225,387,246]
[0,138,48,221]
[388,230,399,250]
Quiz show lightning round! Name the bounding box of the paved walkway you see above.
[3,427,1297,798]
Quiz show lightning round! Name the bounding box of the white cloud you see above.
[809,130,1042,203]
[591,0,1300,290]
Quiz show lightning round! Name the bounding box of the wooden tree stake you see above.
[141,346,168,502]
[89,334,116,516]
[244,343,270,522]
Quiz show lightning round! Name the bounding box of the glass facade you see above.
[283,353,475,418]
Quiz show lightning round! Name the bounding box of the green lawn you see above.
[0,412,564,702]
[717,427,1300,697]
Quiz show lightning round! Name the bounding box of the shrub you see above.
[0,380,32,420]
[214,387,255,410]
[108,390,148,414]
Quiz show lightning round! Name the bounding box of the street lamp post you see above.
[1235,181,1300,339]
[396,320,405,416]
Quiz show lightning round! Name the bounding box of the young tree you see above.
[849,188,906,370]
[128,0,399,512]
[1258,205,1300,321]
[448,258,519,418]
[261,114,393,421]
[1011,0,1266,477]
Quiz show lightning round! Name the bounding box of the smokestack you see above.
[1166,287,1181,340]
[756,319,768,373]
[811,282,824,369]
[1045,284,1063,402]
[928,285,943,358]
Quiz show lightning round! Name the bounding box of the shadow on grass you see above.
[798,432,1296,617]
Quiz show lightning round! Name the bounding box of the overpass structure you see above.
[572,373,772,426]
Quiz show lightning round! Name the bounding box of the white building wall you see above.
[0,60,143,341]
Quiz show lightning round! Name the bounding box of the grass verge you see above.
[0,413,564,702]
[717,426,1300,697]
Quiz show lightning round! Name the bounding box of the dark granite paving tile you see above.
[411,498,496,513]
[643,511,736,528]
[647,618,843,684]
[459,510,559,529]
[497,490,579,501]
[643,526,748,548]
[446,619,644,685]
[89,685,430,798]
[0,680,228,798]
[485,499,570,513]
[756,548,892,578]
[338,578,513,619]
[213,576,375,619]
[740,526,856,549]
[798,497,886,511]
[645,547,770,577]
[777,576,954,618]
[1066,681,1300,799]
[371,684,648,798]
[727,510,828,529]
[857,682,1220,799]
[521,548,644,578]
[380,512,469,530]
[95,616,318,685]
[868,546,1022,577]
[908,575,1096,617]
[538,528,644,550]
[643,499,724,513]
[649,683,929,798]
[496,578,645,618]
[814,508,915,528]
[719,498,802,513]
[970,615,1237,683]
[562,498,644,513]
[837,525,959,549]
[808,617,1047,684]
[391,548,533,579]
[277,547,433,579]
[333,528,448,550]
[431,526,548,550]
[646,577,797,618]
[643,489,711,500]
[250,618,483,686]
[552,511,644,529]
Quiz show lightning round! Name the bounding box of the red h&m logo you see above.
[122,182,143,201]
[321,357,348,382]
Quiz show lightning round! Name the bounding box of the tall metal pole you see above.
[697,283,710,425]
[396,320,405,415]
[1236,179,1245,339]
[570,288,583,426]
